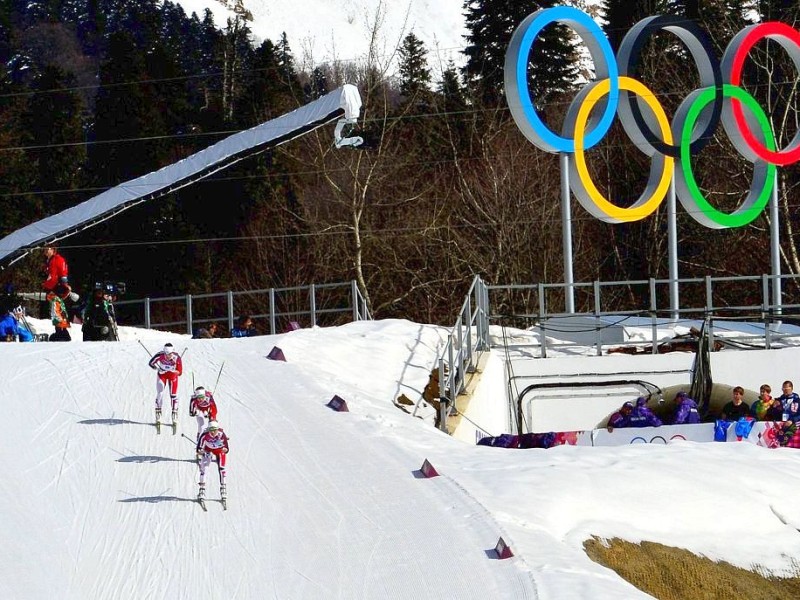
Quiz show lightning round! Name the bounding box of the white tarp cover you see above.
[0,84,362,267]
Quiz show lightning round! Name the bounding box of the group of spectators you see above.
[607,391,702,431]
[607,380,800,431]
[721,381,800,424]
[192,315,258,339]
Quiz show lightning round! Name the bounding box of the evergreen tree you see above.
[398,32,431,102]
[220,15,253,122]
[21,65,86,213]
[604,1,669,50]
[304,66,329,100]
[89,30,165,185]
[277,32,297,88]
[462,0,579,106]
[758,0,800,23]
[236,38,295,127]
[76,0,106,56]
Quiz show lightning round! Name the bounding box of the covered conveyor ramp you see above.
[0,85,363,268]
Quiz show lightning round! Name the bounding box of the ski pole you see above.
[181,433,198,446]
[211,361,225,394]
[137,339,152,356]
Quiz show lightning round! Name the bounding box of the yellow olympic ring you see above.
[573,77,675,223]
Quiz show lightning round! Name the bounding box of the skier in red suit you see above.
[147,342,183,425]
[196,421,229,500]
[189,386,218,441]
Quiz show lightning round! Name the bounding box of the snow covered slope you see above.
[2,318,800,599]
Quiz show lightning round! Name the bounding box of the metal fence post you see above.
[269,288,276,334]
[481,279,490,350]
[649,278,658,355]
[351,280,359,321]
[762,274,771,350]
[704,276,714,350]
[310,283,317,326]
[465,294,473,371]
[538,282,547,358]
[186,294,193,336]
[594,280,602,357]
[144,297,151,330]
[227,291,234,332]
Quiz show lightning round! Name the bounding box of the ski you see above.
[198,485,207,511]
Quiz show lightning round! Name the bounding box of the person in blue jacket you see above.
[13,306,34,342]
[777,380,800,414]
[0,307,19,341]
[786,396,800,424]
[231,315,256,338]
[671,391,701,424]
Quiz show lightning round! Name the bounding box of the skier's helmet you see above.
[207,421,220,433]
[163,343,174,355]
[193,387,206,399]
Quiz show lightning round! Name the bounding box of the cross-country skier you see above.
[189,386,218,441]
[148,342,183,426]
[196,420,229,500]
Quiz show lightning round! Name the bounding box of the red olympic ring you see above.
[727,22,800,165]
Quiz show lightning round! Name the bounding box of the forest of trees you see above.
[2,0,800,324]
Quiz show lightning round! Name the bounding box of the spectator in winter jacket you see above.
[0,308,19,341]
[40,246,78,318]
[82,285,116,341]
[776,380,800,414]
[41,246,68,293]
[47,286,71,341]
[786,397,800,423]
[629,396,662,427]
[12,306,34,342]
[721,386,750,421]
[750,384,782,421]
[671,391,700,425]
[231,315,256,338]
[193,322,219,339]
[606,401,634,431]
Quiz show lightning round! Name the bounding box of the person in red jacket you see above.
[147,343,183,426]
[189,386,218,441]
[195,421,229,500]
[42,246,68,292]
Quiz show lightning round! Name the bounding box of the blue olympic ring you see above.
[505,5,618,153]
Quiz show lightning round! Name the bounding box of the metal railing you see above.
[486,274,800,357]
[416,275,490,431]
[112,280,371,335]
[429,272,800,434]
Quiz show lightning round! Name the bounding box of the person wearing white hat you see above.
[147,343,184,428]
[195,420,229,502]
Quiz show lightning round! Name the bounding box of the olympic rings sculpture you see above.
[504,5,800,228]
